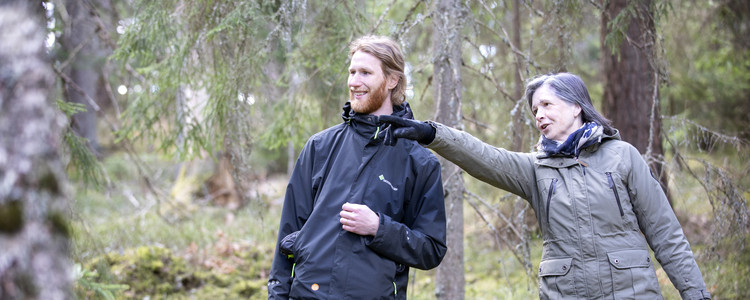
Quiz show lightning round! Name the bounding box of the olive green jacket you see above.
[427,122,710,300]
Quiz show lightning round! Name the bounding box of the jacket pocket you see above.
[605,172,625,217]
[538,257,575,300]
[606,249,661,299]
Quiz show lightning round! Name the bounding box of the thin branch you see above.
[58,32,94,70]
[466,190,524,241]
[473,19,541,70]
[393,0,425,40]
[369,0,398,35]
[53,66,102,112]
[645,70,659,161]
[462,115,493,131]
[475,0,527,68]
[462,36,516,103]
[465,190,532,282]
[101,60,121,117]
[521,0,545,17]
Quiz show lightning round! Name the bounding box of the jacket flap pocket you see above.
[607,249,651,269]
[539,257,573,277]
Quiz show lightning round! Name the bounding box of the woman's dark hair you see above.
[524,72,615,135]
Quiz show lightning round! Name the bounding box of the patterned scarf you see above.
[537,122,603,157]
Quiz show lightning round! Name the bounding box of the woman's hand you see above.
[379,115,436,146]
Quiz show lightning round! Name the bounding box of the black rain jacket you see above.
[268,102,447,299]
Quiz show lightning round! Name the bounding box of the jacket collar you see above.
[341,101,414,142]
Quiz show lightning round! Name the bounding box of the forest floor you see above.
[69,151,749,299]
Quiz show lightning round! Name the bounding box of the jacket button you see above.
[614,259,619,264]
[539,267,542,272]
[646,257,650,262]
[562,265,567,271]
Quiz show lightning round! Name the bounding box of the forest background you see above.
[0,0,748,299]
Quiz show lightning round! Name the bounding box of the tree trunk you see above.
[601,0,671,204]
[60,0,111,155]
[432,0,467,299]
[510,0,527,152]
[0,3,71,299]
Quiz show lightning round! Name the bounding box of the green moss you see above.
[79,245,273,299]
[0,201,23,234]
[46,212,69,238]
[90,246,188,297]
[230,280,264,298]
[38,172,60,194]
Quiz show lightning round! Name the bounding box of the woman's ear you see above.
[573,104,582,119]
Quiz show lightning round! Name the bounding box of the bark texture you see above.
[432,0,467,299]
[601,0,670,202]
[0,3,72,300]
[60,0,112,154]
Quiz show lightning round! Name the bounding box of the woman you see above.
[380,73,710,299]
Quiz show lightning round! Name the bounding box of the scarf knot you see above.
[538,122,603,157]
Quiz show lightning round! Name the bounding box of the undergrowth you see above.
[69,150,748,299]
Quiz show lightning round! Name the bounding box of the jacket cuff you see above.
[682,288,711,300]
[422,121,440,146]
[365,213,390,247]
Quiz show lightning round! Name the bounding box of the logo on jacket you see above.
[378,174,398,191]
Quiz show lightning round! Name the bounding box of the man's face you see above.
[348,51,391,115]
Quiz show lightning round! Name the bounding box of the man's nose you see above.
[348,76,362,87]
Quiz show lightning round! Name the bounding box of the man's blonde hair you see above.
[349,35,406,106]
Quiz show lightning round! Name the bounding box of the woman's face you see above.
[531,83,583,142]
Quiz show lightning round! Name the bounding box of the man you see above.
[267,35,447,299]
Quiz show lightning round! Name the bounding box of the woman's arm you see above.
[624,144,710,300]
[427,122,536,200]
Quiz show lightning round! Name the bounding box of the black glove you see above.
[379,115,436,146]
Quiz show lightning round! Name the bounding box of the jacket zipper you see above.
[606,172,625,216]
[545,178,557,224]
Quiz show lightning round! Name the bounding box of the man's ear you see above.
[386,74,399,90]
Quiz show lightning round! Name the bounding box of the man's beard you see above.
[350,81,389,114]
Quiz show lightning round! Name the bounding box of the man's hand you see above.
[340,202,379,236]
[379,115,436,146]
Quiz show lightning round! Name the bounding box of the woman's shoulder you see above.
[595,138,639,156]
